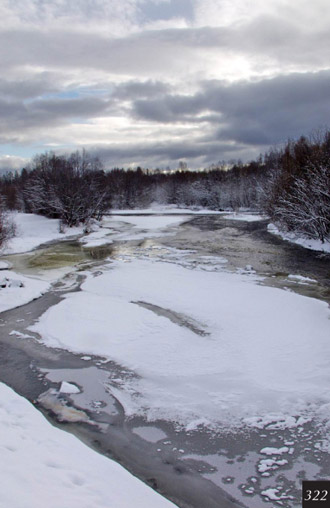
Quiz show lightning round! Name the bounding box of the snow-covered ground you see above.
[0,270,49,313]
[0,213,86,313]
[3,212,84,255]
[1,210,330,508]
[109,204,224,215]
[268,223,330,253]
[81,213,191,247]
[0,212,193,316]
[0,382,176,508]
[223,212,265,222]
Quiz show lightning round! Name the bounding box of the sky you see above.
[0,0,329,171]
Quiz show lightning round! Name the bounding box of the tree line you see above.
[0,130,329,247]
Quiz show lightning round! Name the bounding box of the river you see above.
[0,213,329,508]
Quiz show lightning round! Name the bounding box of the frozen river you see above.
[1,212,330,508]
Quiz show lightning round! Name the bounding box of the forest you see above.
[0,131,329,246]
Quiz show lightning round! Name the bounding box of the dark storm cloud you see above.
[133,93,200,122]
[91,138,244,168]
[132,70,330,145]
[204,71,330,145]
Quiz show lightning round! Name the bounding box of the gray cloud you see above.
[0,74,58,100]
[132,70,330,147]
[1,16,329,79]
[0,28,199,76]
[0,95,112,139]
[30,96,111,118]
[205,71,330,145]
[112,80,170,100]
[133,93,201,122]
[1,70,329,166]
[1,1,330,169]
[91,138,247,169]
[239,14,330,64]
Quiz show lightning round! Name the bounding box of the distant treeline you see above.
[0,130,329,243]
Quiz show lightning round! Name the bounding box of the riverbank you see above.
[0,382,176,508]
[267,222,330,253]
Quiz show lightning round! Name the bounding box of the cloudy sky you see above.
[0,0,329,170]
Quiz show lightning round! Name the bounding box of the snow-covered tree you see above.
[263,131,330,242]
[22,151,109,227]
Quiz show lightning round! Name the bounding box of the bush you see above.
[263,131,330,243]
[0,202,16,249]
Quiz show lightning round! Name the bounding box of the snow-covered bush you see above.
[263,132,330,243]
[0,198,15,250]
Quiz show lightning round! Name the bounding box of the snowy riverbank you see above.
[0,382,176,508]
[3,212,84,255]
[267,223,330,253]
[0,213,86,313]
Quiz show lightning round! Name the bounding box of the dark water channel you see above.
[168,216,330,303]
[0,214,329,508]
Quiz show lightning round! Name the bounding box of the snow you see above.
[268,223,330,253]
[108,214,190,231]
[244,414,310,430]
[261,487,294,501]
[261,488,280,500]
[258,458,288,473]
[79,214,191,248]
[288,274,317,284]
[59,381,81,394]
[79,228,112,247]
[224,212,265,222]
[0,260,11,269]
[2,209,330,506]
[0,270,49,313]
[109,204,223,215]
[9,330,35,339]
[0,382,176,508]
[0,213,87,314]
[132,426,168,443]
[260,447,289,456]
[2,212,84,255]
[30,257,330,430]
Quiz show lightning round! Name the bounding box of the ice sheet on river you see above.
[30,256,330,437]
